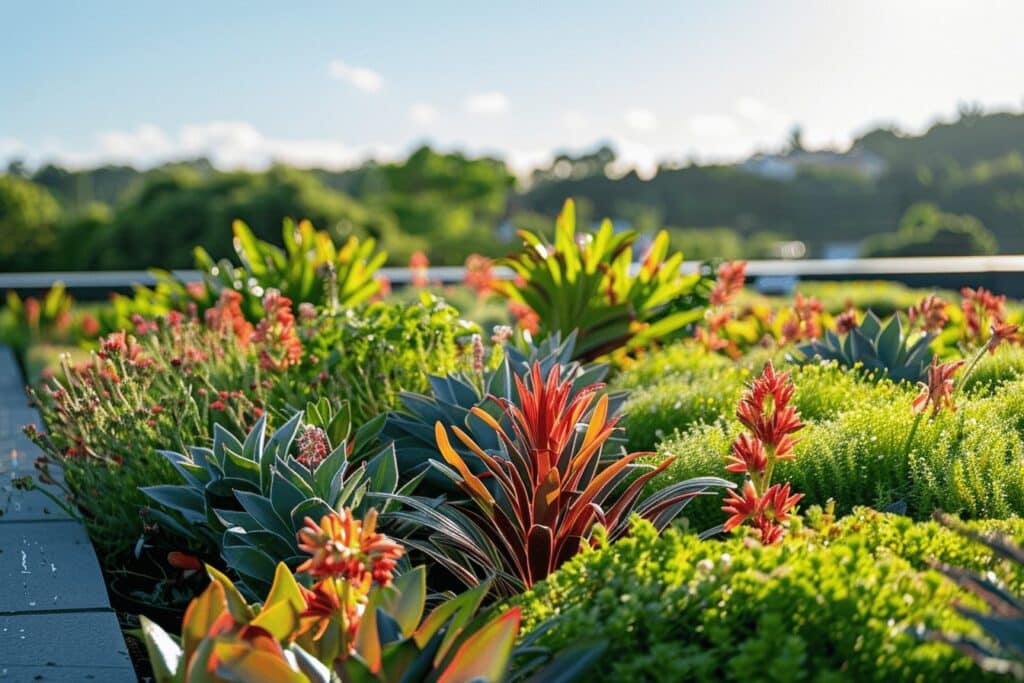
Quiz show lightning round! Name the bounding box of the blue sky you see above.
[3,1,1024,176]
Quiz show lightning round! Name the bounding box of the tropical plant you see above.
[794,309,934,382]
[382,331,625,495]
[388,361,732,598]
[106,217,387,331]
[139,508,598,683]
[927,511,1024,680]
[493,199,709,361]
[141,407,418,597]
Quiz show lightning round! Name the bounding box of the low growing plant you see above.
[511,514,1010,682]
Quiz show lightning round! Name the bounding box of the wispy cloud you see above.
[624,108,657,132]
[327,59,384,93]
[560,110,589,131]
[464,92,509,115]
[409,103,439,125]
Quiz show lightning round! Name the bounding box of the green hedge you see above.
[513,512,1022,682]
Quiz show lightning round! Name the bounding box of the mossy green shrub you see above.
[617,354,892,452]
[513,513,1018,683]
[961,343,1024,395]
[652,378,1024,530]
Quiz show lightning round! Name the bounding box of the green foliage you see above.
[142,409,414,597]
[651,376,1024,529]
[306,293,479,425]
[495,199,709,361]
[960,343,1024,395]
[795,310,934,383]
[0,174,61,268]
[511,514,1014,682]
[862,202,999,257]
[665,226,744,261]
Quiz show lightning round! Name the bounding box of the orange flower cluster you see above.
[464,254,496,297]
[696,309,741,359]
[296,509,403,584]
[710,261,747,306]
[509,301,540,335]
[295,509,405,654]
[410,251,430,288]
[908,295,949,334]
[253,289,303,372]
[721,361,804,544]
[781,293,824,343]
[205,290,254,345]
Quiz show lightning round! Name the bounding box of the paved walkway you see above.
[0,347,135,681]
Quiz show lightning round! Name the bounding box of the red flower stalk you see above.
[961,286,1007,343]
[710,260,747,306]
[912,358,966,416]
[908,295,949,334]
[721,361,804,544]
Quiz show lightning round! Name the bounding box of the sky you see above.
[3,0,1024,178]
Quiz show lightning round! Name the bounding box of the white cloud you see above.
[624,108,657,132]
[735,97,788,128]
[98,124,175,161]
[688,114,739,137]
[327,59,383,93]
[605,138,659,180]
[464,92,509,115]
[409,103,439,125]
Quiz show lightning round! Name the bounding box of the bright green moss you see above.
[513,513,1018,682]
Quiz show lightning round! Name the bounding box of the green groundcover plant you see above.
[648,369,1024,530]
[511,510,1024,682]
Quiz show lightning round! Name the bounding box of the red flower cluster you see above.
[696,309,741,359]
[296,425,330,469]
[721,361,804,544]
[834,307,858,334]
[253,289,303,372]
[781,293,824,343]
[908,295,949,334]
[961,287,1006,338]
[710,261,747,306]
[912,358,965,416]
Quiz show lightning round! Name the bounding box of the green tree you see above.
[0,175,61,269]
[861,202,998,257]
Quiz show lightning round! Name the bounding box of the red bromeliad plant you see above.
[720,361,804,545]
[389,361,732,597]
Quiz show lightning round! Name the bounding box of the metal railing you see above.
[3,255,1024,299]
